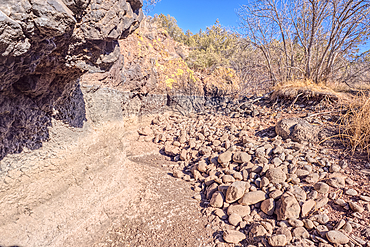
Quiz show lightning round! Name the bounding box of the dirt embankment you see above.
[0,86,214,247]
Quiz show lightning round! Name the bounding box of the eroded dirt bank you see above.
[0,87,214,247]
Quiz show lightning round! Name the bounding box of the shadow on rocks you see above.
[0,81,86,161]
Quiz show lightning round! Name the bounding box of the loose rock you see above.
[326,230,349,244]
[240,191,267,206]
[268,234,287,247]
[223,230,246,244]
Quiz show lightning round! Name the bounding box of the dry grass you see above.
[339,92,370,157]
[271,79,344,103]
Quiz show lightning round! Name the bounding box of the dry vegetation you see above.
[145,1,370,158]
[339,92,370,158]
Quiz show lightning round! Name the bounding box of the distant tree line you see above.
[149,0,370,91]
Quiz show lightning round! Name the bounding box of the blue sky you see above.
[150,0,245,34]
[150,0,369,53]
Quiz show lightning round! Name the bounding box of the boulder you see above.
[223,230,246,244]
[265,168,286,184]
[261,198,275,215]
[275,193,301,220]
[225,181,247,203]
[275,118,320,143]
[240,191,266,206]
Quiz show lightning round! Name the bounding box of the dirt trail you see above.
[0,117,213,247]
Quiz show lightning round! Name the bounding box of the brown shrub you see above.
[339,92,370,157]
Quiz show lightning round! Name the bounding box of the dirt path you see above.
[0,119,214,247]
[93,132,215,247]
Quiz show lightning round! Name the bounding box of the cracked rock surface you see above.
[0,0,143,160]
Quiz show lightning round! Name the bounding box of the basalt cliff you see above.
[0,0,143,160]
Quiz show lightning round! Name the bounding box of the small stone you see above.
[226,181,247,203]
[329,164,341,173]
[269,190,283,199]
[260,177,270,188]
[223,230,246,244]
[310,214,330,224]
[227,204,251,217]
[240,191,266,206]
[316,225,329,238]
[194,194,202,201]
[173,170,184,178]
[305,173,319,184]
[206,183,219,199]
[228,213,242,226]
[222,174,236,184]
[266,168,287,184]
[328,192,336,200]
[233,172,243,180]
[291,185,306,202]
[315,197,329,209]
[261,198,275,216]
[348,201,364,213]
[210,191,224,208]
[334,219,346,230]
[272,157,283,166]
[276,227,292,242]
[275,193,301,220]
[292,226,309,239]
[218,151,233,166]
[197,161,207,173]
[301,199,316,217]
[233,152,251,163]
[326,230,349,244]
[345,189,358,196]
[342,222,353,234]
[334,198,347,207]
[164,145,180,156]
[214,208,227,220]
[303,219,315,230]
[249,223,268,236]
[240,221,247,229]
[295,169,310,177]
[268,234,287,246]
[314,182,330,194]
[307,190,318,200]
[261,221,273,234]
[289,219,304,227]
[138,126,152,136]
[327,177,346,188]
[360,195,370,202]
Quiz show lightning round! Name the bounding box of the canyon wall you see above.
[0,0,143,160]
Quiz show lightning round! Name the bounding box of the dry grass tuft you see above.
[339,92,370,157]
[270,79,345,103]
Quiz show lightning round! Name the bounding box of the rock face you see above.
[0,0,143,160]
[275,118,320,142]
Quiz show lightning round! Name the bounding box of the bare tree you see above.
[143,0,162,15]
[238,0,370,85]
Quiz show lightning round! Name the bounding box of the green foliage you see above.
[153,15,241,71]
[185,20,240,70]
[152,14,186,43]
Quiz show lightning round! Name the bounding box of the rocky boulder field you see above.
[135,96,370,247]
